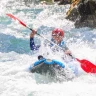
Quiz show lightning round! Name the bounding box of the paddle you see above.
[6,14,43,37]
[6,13,96,73]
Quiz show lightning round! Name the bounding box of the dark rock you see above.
[54,0,71,5]
[66,0,96,28]
[58,0,71,5]
[66,8,79,21]
[75,15,96,28]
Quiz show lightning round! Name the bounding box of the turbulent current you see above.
[0,0,96,96]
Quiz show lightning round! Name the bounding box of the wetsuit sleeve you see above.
[30,38,40,51]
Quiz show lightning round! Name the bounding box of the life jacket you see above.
[50,38,68,52]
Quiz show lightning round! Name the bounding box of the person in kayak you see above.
[29,29,79,76]
[30,28,71,55]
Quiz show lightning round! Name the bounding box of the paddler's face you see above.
[52,34,63,43]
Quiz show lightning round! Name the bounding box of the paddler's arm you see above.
[30,30,40,50]
[65,49,72,55]
[62,43,72,55]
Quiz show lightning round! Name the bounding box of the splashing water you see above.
[0,0,96,96]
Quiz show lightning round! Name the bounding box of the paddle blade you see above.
[6,14,26,27]
[76,58,96,73]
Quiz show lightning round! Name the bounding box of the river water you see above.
[0,0,96,96]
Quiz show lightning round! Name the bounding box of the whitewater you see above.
[0,0,96,96]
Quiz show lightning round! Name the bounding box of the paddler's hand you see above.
[65,50,72,55]
[30,29,37,38]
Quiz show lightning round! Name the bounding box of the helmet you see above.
[52,28,64,37]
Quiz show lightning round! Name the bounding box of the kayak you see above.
[29,58,65,75]
[28,56,78,82]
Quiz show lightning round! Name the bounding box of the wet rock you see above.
[54,0,71,5]
[66,0,96,28]
[66,8,79,21]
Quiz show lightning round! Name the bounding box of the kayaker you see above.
[30,28,71,55]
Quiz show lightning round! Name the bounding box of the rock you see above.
[54,0,71,5]
[58,0,71,5]
[66,0,96,28]
[66,8,79,21]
